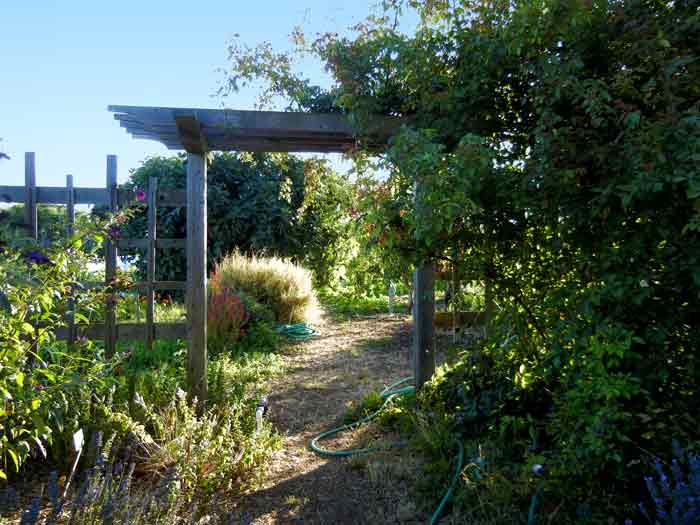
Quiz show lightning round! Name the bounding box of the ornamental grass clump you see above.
[211,251,317,324]
[207,285,249,353]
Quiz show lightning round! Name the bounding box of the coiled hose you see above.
[309,377,464,524]
[276,322,319,341]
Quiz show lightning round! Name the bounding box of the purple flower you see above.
[135,189,146,202]
[108,225,120,240]
[25,250,54,265]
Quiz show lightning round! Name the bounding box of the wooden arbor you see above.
[108,105,434,402]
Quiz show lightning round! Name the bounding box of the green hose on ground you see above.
[276,322,319,341]
[309,376,464,525]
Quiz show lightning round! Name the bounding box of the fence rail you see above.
[0,152,188,352]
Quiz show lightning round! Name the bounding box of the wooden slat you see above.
[146,177,157,351]
[133,281,187,290]
[104,155,118,357]
[0,186,108,205]
[66,174,76,348]
[116,238,185,250]
[186,152,208,407]
[55,322,187,341]
[25,153,37,239]
[80,280,186,291]
[108,105,400,153]
[117,188,187,208]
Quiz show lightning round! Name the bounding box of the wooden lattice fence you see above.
[0,152,189,354]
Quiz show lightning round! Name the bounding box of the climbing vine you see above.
[223,0,700,519]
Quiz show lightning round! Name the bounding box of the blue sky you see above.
[0,1,402,188]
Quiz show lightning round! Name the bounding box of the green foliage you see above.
[119,152,353,288]
[224,0,700,517]
[133,385,279,499]
[318,288,407,319]
[211,251,317,324]
[231,322,280,355]
[0,205,93,245]
[0,219,119,480]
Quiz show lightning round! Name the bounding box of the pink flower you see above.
[135,189,146,201]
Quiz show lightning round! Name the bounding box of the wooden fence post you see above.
[66,174,76,347]
[24,152,37,240]
[186,153,208,407]
[146,177,157,351]
[412,175,435,389]
[105,155,118,357]
[413,264,435,388]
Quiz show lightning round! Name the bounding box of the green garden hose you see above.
[276,322,319,341]
[309,376,464,524]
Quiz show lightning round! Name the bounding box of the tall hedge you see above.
[118,152,352,287]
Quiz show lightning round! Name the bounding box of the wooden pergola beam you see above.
[175,115,208,154]
[108,105,398,153]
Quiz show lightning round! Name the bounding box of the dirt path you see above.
[229,310,425,525]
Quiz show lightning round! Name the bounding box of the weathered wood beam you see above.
[109,105,401,153]
[412,174,436,389]
[117,188,186,208]
[186,152,208,407]
[413,264,436,388]
[24,153,37,239]
[104,155,118,357]
[0,186,109,205]
[116,238,185,250]
[55,322,187,341]
[175,116,208,154]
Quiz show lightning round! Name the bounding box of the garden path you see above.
[229,309,427,524]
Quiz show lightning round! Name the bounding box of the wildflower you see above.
[24,250,54,265]
[107,224,120,240]
[135,189,146,201]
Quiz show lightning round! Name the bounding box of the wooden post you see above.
[104,155,118,357]
[146,177,157,351]
[24,152,38,240]
[66,174,76,348]
[186,153,208,407]
[413,264,435,388]
[412,175,435,389]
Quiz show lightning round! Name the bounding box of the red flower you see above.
[135,189,146,201]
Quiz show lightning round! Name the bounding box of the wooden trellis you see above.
[0,153,188,354]
[107,104,414,404]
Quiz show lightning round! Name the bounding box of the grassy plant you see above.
[208,288,249,353]
[211,251,317,324]
[318,288,408,319]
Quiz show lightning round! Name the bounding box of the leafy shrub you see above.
[0,218,122,479]
[211,251,317,324]
[119,153,353,288]
[231,322,280,356]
